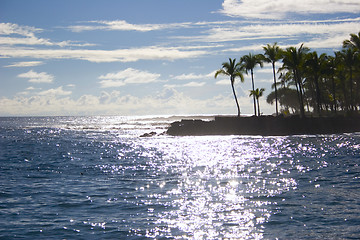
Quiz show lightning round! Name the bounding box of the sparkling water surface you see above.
[0,116,359,239]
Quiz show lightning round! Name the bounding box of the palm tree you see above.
[304,51,327,115]
[215,58,244,117]
[280,44,309,118]
[337,48,357,110]
[323,55,337,113]
[334,52,350,112]
[249,88,265,116]
[240,53,264,116]
[263,43,282,116]
[343,32,360,51]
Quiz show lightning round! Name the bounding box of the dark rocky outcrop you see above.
[166,115,360,136]
[140,131,157,137]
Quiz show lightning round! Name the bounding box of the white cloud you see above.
[98,68,162,88]
[68,20,194,32]
[215,79,230,85]
[38,86,72,96]
[0,22,42,37]
[17,70,54,83]
[67,20,243,33]
[183,81,206,87]
[220,0,360,19]
[0,45,207,63]
[4,61,43,67]
[185,20,359,46]
[0,23,94,47]
[164,81,206,88]
[172,71,215,80]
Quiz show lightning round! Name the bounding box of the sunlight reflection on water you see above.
[136,136,299,239]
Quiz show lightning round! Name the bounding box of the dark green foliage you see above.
[216,32,360,117]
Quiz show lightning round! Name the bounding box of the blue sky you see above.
[1,0,359,116]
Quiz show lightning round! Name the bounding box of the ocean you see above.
[0,116,359,239]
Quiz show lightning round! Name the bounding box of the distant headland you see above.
[166,115,360,136]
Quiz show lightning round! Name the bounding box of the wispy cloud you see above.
[0,22,42,37]
[0,45,207,63]
[178,20,359,45]
[4,61,44,67]
[183,81,206,87]
[17,70,54,83]
[220,0,360,19]
[66,20,244,33]
[99,68,162,88]
[172,71,215,80]
[164,81,206,88]
[68,20,194,32]
[0,23,94,47]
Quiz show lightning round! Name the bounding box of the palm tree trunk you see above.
[341,77,349,112]
[230,77,241,117]
[294,69,305,118]
[257,98,260,116]
[331,75,337,113]
[272,62,278,116]
[314,75,321,116]
[251,70,257,116]
[349,67,354,111]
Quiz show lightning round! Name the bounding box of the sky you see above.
[1,0,360,116]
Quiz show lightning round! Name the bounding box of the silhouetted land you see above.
[166,115,360,136]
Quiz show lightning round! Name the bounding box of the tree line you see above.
[215,32,360,118]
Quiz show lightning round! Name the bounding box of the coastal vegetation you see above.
[215,32,360,117]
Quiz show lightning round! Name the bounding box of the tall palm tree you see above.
[337,48,357,110]
[323,55,337,113]
[335,51,350,111]
[249,88,265,116]
[215,58,244,117]
[304,51,327,115]
[281,44,309,118]
[240,53,264,116]
[263,43,282,116]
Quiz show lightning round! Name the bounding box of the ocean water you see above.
[0,116,359,239]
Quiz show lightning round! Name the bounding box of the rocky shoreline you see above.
[166,115,360,136]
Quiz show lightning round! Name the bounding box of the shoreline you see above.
[166,115,360,136]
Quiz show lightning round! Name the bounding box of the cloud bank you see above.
[0,89,267,116]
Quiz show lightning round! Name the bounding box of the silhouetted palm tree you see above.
[249,88,265,116]
[343,32,360,110]
[337,48,357,110]
[215,58,244,117]
[334,51,350,111]
[281,44,309,118]
[343,32,360,51]
[263,43,282,116]
[240,53,264,116]
[304,51,327,115]
[323,55,337,113]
